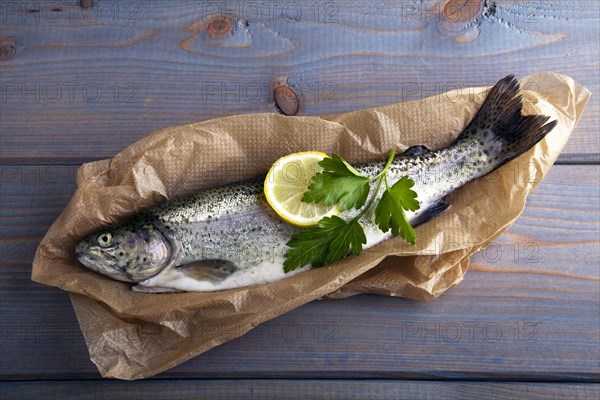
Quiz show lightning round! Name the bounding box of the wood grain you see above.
[1,380,599,400]
[0,0,598,162]
[1,165,598,380]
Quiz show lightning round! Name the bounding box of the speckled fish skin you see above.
[76,75,557,292]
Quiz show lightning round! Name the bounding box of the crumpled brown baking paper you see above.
[32,73,590,380]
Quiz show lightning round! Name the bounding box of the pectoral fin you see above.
[132,284,182,293]
[412,200,451,227]
[176,260,238,283]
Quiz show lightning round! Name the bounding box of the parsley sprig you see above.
[284,149,420,272]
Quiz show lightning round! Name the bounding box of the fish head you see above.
[76,220,172,282]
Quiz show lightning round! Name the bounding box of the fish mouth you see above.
[75,251,97,268]
[75,250,135,283]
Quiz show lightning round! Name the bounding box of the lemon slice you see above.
[264,151,338,227]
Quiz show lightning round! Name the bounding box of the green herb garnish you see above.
[284,149,420,272]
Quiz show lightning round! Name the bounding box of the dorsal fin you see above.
[403,145,430,156]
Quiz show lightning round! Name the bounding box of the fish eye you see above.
[97,232,113,247]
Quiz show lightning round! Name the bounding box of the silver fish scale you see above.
[143,141,489,270]
[149,179,297,267]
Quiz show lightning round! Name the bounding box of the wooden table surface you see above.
[0,1,598,398]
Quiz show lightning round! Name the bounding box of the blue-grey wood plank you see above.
[0,0,598,161]
[1,380,599,400]
[1,165,598,380]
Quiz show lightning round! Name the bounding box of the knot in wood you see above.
[79,0,93,9]
[206,15,233,38]
[443,0,483,24]
[274,85,299,116]
[0,37,16,61]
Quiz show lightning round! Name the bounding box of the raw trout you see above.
[76,76,557,292]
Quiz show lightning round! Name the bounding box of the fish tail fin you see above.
[454,75,557,168]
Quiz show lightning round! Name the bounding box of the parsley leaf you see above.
[319,154,364,177]
[302,154,370,211]
[303,174,370,211]
[390,176,420,212]
[283,215,366,272]
[374,176,420,244]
